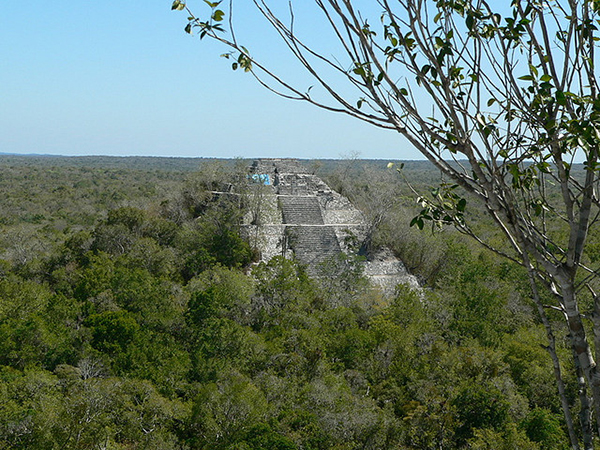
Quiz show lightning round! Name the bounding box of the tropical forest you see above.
[0,155,582,449]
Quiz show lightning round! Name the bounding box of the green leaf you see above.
[487,98,496,107]
[184,23,192,34]
[529,64,538,77]
[410,217,424,230]
[212,9,225,21]
[466,14,474,30]
[172,0,186,11]
[518,75,534,81]
[353,66,365,76]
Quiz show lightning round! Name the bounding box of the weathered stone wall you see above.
[242,159,419,294]
[319,192,366,226]
[244,224,287,261]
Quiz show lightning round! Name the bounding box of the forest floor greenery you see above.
[0,155,580,449]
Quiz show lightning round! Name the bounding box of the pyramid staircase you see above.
[279,195,341,267]
[242,159,420,293]
[280,196,324,225]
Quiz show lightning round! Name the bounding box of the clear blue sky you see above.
[0,1,421,160]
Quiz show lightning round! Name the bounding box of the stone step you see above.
[275,173,328,196]
[280,196,324,225]
[285,225,341,267]
[278,185,309,196]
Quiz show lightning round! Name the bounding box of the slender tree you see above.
[173,1,600,447]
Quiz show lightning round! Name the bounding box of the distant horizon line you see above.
[0,152,429,162]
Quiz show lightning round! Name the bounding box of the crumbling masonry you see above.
[241,159,419,295]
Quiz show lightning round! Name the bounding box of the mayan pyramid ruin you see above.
[242,159,419,294]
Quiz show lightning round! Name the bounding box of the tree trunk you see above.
[561,277,598,448]
[575,358,594,450]
[525,264,579,449]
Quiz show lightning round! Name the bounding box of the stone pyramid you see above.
[242,159,419,294]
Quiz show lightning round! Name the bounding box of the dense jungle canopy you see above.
[0,155,584,449]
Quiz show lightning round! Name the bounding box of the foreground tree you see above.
[173,0,600,447]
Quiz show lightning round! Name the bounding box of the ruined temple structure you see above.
[242,159,419,295]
